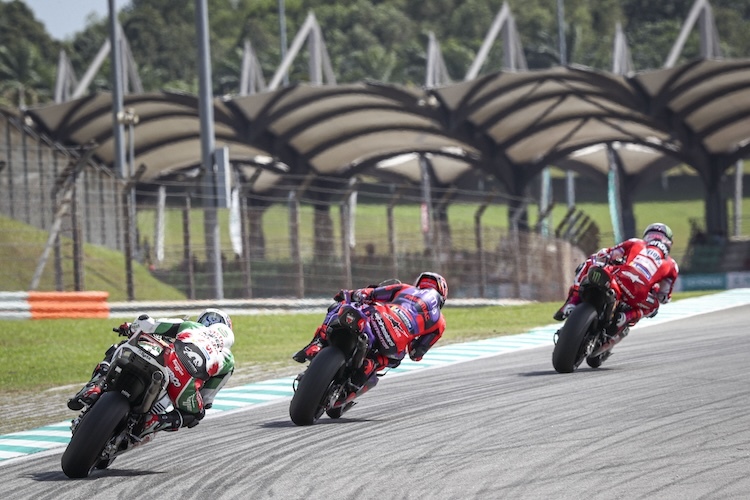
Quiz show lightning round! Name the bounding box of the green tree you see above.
[0,44,54,108]
[0,0,58,106]
[11,0,750,100]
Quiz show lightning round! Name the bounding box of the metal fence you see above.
[0,113,587,301]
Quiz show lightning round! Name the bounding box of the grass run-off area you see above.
[135,198,724,266]
[0,291,714,394]
[4,194,749,301]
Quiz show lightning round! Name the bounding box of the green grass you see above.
[4,193,746,300]
[0,215,187,301]
[135,196,732,267]
[0,291,715,394]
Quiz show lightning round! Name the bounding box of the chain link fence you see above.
[1,113,587,301]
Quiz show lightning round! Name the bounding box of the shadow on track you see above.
[29,468,166,481]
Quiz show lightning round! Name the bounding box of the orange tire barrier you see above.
[27,291,110,319]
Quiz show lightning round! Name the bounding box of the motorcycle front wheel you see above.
[61,391,130,478]
[289,347,346,426]
[552,302,598,373]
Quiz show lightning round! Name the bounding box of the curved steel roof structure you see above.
[21,58,750,234]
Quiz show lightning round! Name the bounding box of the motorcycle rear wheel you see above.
[289,347,346,426]
[552,303,598,373]
[61,391,130,478]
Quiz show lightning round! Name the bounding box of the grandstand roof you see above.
[22,58,750,199]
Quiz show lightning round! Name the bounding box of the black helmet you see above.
[643,223,673,251]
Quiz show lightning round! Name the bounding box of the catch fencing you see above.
[0,112,587,302]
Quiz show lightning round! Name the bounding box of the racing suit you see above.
[295,282,446,375]
[557,238,679,330]
[68,316,235,435]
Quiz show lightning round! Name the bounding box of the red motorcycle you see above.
[552,265,631,373]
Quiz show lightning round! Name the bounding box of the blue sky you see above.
[20,0,128,40]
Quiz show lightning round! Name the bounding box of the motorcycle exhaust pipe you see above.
[134,370,165,414]
[351,333,369,370]
[341,373,379,405]
[591,329,629,358]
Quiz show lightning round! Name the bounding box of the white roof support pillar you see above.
[268,11,336,90]
[665,0,722,68]
[239,40,267,95]
[69,22,142,99]
[612,22,633,75]
[465,1,526,80]
[425,32,452,88]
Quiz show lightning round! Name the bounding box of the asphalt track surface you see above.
[1,305,748,499]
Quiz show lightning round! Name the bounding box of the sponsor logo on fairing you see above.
[632,262,652,279]
[622,270,644,284]
[171,358,185,376]
[167,368,182,388]
[371,311,395,348]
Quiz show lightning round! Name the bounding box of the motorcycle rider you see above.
[553,223,680,337]
[293,272,447,395]
[67,308,235,436]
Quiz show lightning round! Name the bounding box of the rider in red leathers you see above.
[554,223,679,336]
[293,272,448,393]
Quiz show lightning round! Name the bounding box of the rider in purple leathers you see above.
[293,272,448,392]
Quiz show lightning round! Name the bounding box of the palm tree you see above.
[0,43,54,109]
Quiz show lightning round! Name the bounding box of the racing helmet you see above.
[415,272,448,308]
[643,223,673,251]
[197,308,233,330]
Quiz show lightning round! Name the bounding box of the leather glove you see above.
[115,322,131,337]
[609,247,626,264]
[352,289,372,305]
[409,346,426,362]
[409,340,428,361]
[333,290,348,302]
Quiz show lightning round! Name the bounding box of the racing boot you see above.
[67,361,109,411]
[292,325,330,363]
[606,310,640,340]
[292,338,323,363]
[67,380,104,411]
[553,287,580,321]
[137,409,203,437]
[345,358,380,402]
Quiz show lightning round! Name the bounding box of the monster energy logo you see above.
[589,267,607,286]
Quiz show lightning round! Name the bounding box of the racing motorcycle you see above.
[552,264,631,373]
[61,328,174,478]
[289,292,401,426]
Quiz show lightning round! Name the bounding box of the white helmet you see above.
[197,308,232,330]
